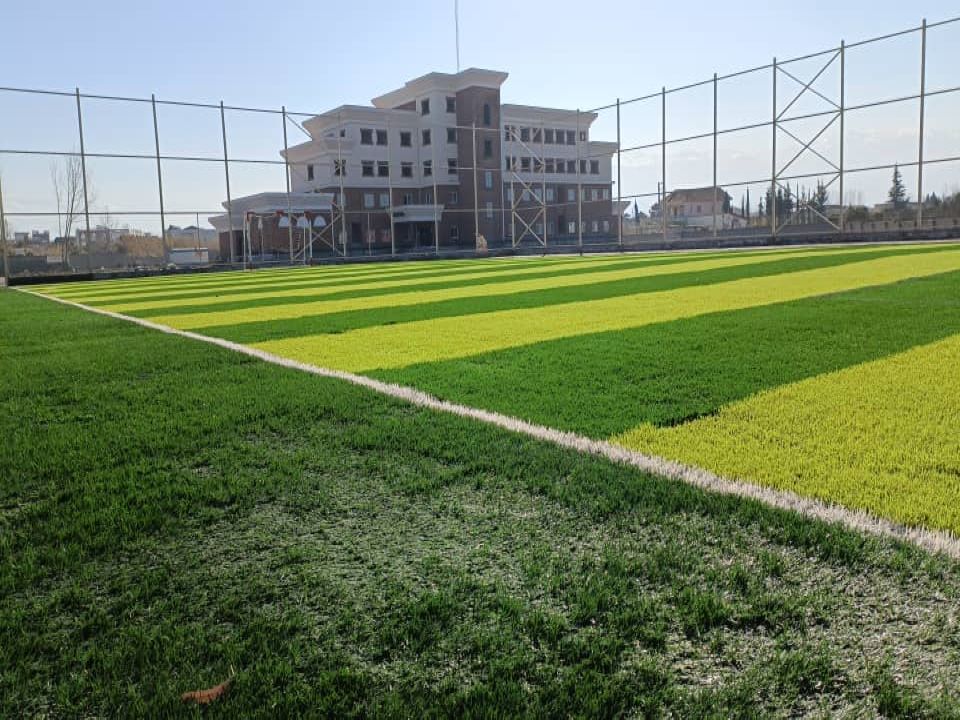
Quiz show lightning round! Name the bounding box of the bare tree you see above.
[51,153,92,267]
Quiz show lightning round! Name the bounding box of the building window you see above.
[363,193,375,209]
[376,129,388,146]
[547,220,555,234]
[590,160,600,175]
[555,159,565,174]
[379,192,389,208]
[602,220,610,233]
[503,125,513,142]
[545,159,554,174]
[522,189,530,202]
[544,129,554,144]
[533,158,543,173]
[520,157,530,171]
[377,161,389,177]
[532,127,542,144]
[545,187,555,202]
[400,131,411,147]
[446,96,456,113]
[580,131,587,142]
[591,220,599,233]
[423,159,432,177]
[482,103,491,126]
[567,160,576,174]
[568,221,576,234]
[485,201,493,219]
[422,129,431,146]
[567,188,576,202]
[360,128,373,145]
[447,127,457,143]
[505,187,514,204]
[424,190,433,204]
[401,162,413,178]
[483,138,492,158]
[520,127,530,142]
[592,189,600,201]
[334,159,346,176]
[566,130,576,145]
[533,188,542,202]
[602,188,610,200]
[449,224,460,240]
[362,160,374,177]
[447,158,458,175]
[402,192,414,205]
[306,164,314,181]
[580,160,588,174]
[340,128,347,137]
[449,189,459,204]
[484,170,493,190]
[421,98,430,115]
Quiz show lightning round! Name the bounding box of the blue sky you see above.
[2,0,959,234]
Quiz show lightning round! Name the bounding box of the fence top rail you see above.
[4,14,957,125]
[586,14,959,114]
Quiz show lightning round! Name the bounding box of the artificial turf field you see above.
[34,242,960,536]
[3,243,960,716]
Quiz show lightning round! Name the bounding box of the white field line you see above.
[23,288,960,561]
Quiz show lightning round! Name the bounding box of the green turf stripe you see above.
[372,270,960,437]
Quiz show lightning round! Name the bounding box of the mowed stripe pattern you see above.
[34,243,960,536]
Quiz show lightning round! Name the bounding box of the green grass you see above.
[4,289,960,717]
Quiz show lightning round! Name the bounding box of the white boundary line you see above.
[22,288,960,561]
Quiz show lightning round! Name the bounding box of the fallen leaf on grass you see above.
[181,677,232,705]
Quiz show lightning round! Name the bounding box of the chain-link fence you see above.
[2,15,959,280]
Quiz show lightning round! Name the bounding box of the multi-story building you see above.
[211,68,616,258]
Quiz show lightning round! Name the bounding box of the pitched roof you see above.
[666,186,730,203]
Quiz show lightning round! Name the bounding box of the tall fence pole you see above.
[75,88,92,272]
[661,87,666,243]
[219,101,235,266]
[917,18,927,227]
[712,73,718,238]
[576,110,583,251]
[540,121,547,250]
[151,94,168,265]
[338,110,348,257]
[433,137,440,255]
[770,60,778,241]
[281,106,294,263]
[387,114,395,257]
[839,41,846,233]
[472,122,480,251]
[616,98,623,251]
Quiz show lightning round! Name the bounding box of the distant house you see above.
[662,186,745,229]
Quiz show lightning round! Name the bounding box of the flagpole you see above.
[454,0,460,72]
